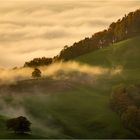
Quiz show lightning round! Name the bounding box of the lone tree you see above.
[6,116,31,134]
[32,68,41,78]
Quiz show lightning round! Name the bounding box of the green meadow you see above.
[0,36,139,138]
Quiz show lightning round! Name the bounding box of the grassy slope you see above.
[23,36,140,138]
[0,36,139,138]
[76,36,140,68]
[22,86,136,138]
[76,36,140,84]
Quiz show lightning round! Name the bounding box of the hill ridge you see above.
[24,9,140,67]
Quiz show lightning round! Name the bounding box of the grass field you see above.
[76,36,140,84]
[0,36,139,138]
[76,36,140,68]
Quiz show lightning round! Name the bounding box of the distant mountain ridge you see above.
[24,9,140,67]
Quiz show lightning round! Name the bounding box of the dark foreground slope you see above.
[0,36,139,138]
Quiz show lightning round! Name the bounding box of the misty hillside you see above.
[76,36,140,82]
[57,9,140,61]
[24,9,140,67]
[76,36,140,69]
[2,36,140,94]
[0,36,139,138]
[0,1,140,139]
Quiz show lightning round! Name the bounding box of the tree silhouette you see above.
[24,57,52,67]
[32,68,41,78]
[6,116,31,134]
[23,9,140,65]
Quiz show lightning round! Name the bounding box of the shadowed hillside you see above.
[0,36,139,138]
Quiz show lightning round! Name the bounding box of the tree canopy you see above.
[57,9,140,61]
[6,116,31,134]
[32,68,42,78]
[24,57,52,68]
[110,84,140,136]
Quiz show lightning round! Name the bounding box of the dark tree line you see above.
[7,116,31,134]
[57,9,140,61]
[24,9,140,67]
[24,57,52,67]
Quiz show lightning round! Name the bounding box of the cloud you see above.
[0,61,123,86]
[0,0,140,67]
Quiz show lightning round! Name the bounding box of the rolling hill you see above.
[76,36,140,84]
[0,36,139,138]
[24,9,140,67]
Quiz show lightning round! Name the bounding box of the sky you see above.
[0,0,140,67]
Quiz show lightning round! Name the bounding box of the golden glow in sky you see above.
[0,0,140,67]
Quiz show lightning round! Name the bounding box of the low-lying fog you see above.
[0,61,123,137]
